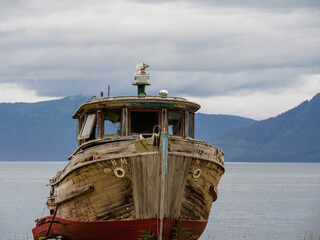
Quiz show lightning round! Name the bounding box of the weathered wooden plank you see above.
[165,155,191,218]
[130,154,162,219]
[56,183,94,205]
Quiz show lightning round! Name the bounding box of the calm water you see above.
[0,162,319,240]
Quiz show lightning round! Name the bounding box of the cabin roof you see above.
[72,95,201,119]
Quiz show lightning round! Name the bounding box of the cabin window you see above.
[188,113,194,138]
[78,114,96,140]
[168,111,183,136]
[104,110,121,135]
[130,111,159,134]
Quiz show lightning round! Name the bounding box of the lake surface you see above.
[0,162,319,240]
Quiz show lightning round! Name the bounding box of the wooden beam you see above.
[161,108,167,132]
[97,110,102,139]
[55,183,94,205]
[122,108,128,136]
[184,111,188,138]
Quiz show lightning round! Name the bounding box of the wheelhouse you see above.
[74,96,199,146]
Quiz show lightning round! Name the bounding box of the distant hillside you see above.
[214,93,320,162]
[195,113,255,141]
[0,96,254,161]
[2,94,319,162]
[0,96,88,161]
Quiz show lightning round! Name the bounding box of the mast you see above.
[133,62,151,96]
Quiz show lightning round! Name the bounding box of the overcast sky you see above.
[0,0,319,120]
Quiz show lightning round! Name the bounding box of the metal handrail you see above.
[90,95,187,102]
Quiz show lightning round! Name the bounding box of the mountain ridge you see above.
[0,93,319,162]
[213,93,320,162]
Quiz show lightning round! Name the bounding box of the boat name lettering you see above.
[120,158,128,165]
[105,158,129,167]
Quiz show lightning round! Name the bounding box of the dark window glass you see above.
[168,111,183,136]
[188,113,194,138]
[131,111,159,134]
[104,110,121,135]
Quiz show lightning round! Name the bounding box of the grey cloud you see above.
[0,0,319,100]
[148,67,320,97]
[131,0,320,11]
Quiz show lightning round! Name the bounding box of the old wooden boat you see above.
[32,63,225,240]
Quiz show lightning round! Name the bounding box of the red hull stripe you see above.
[32,216,207,240]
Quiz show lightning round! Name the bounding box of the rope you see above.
[152,125,160,146]
[40,201,47,218]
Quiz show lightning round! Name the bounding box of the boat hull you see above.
[35,136,224,239]
[33,216,207,240]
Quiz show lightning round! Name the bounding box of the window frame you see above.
[167,110,185,137]
[103,109,122,136]
[128,108,161,135]
[187,112,195,138]
[78,113,97,140]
